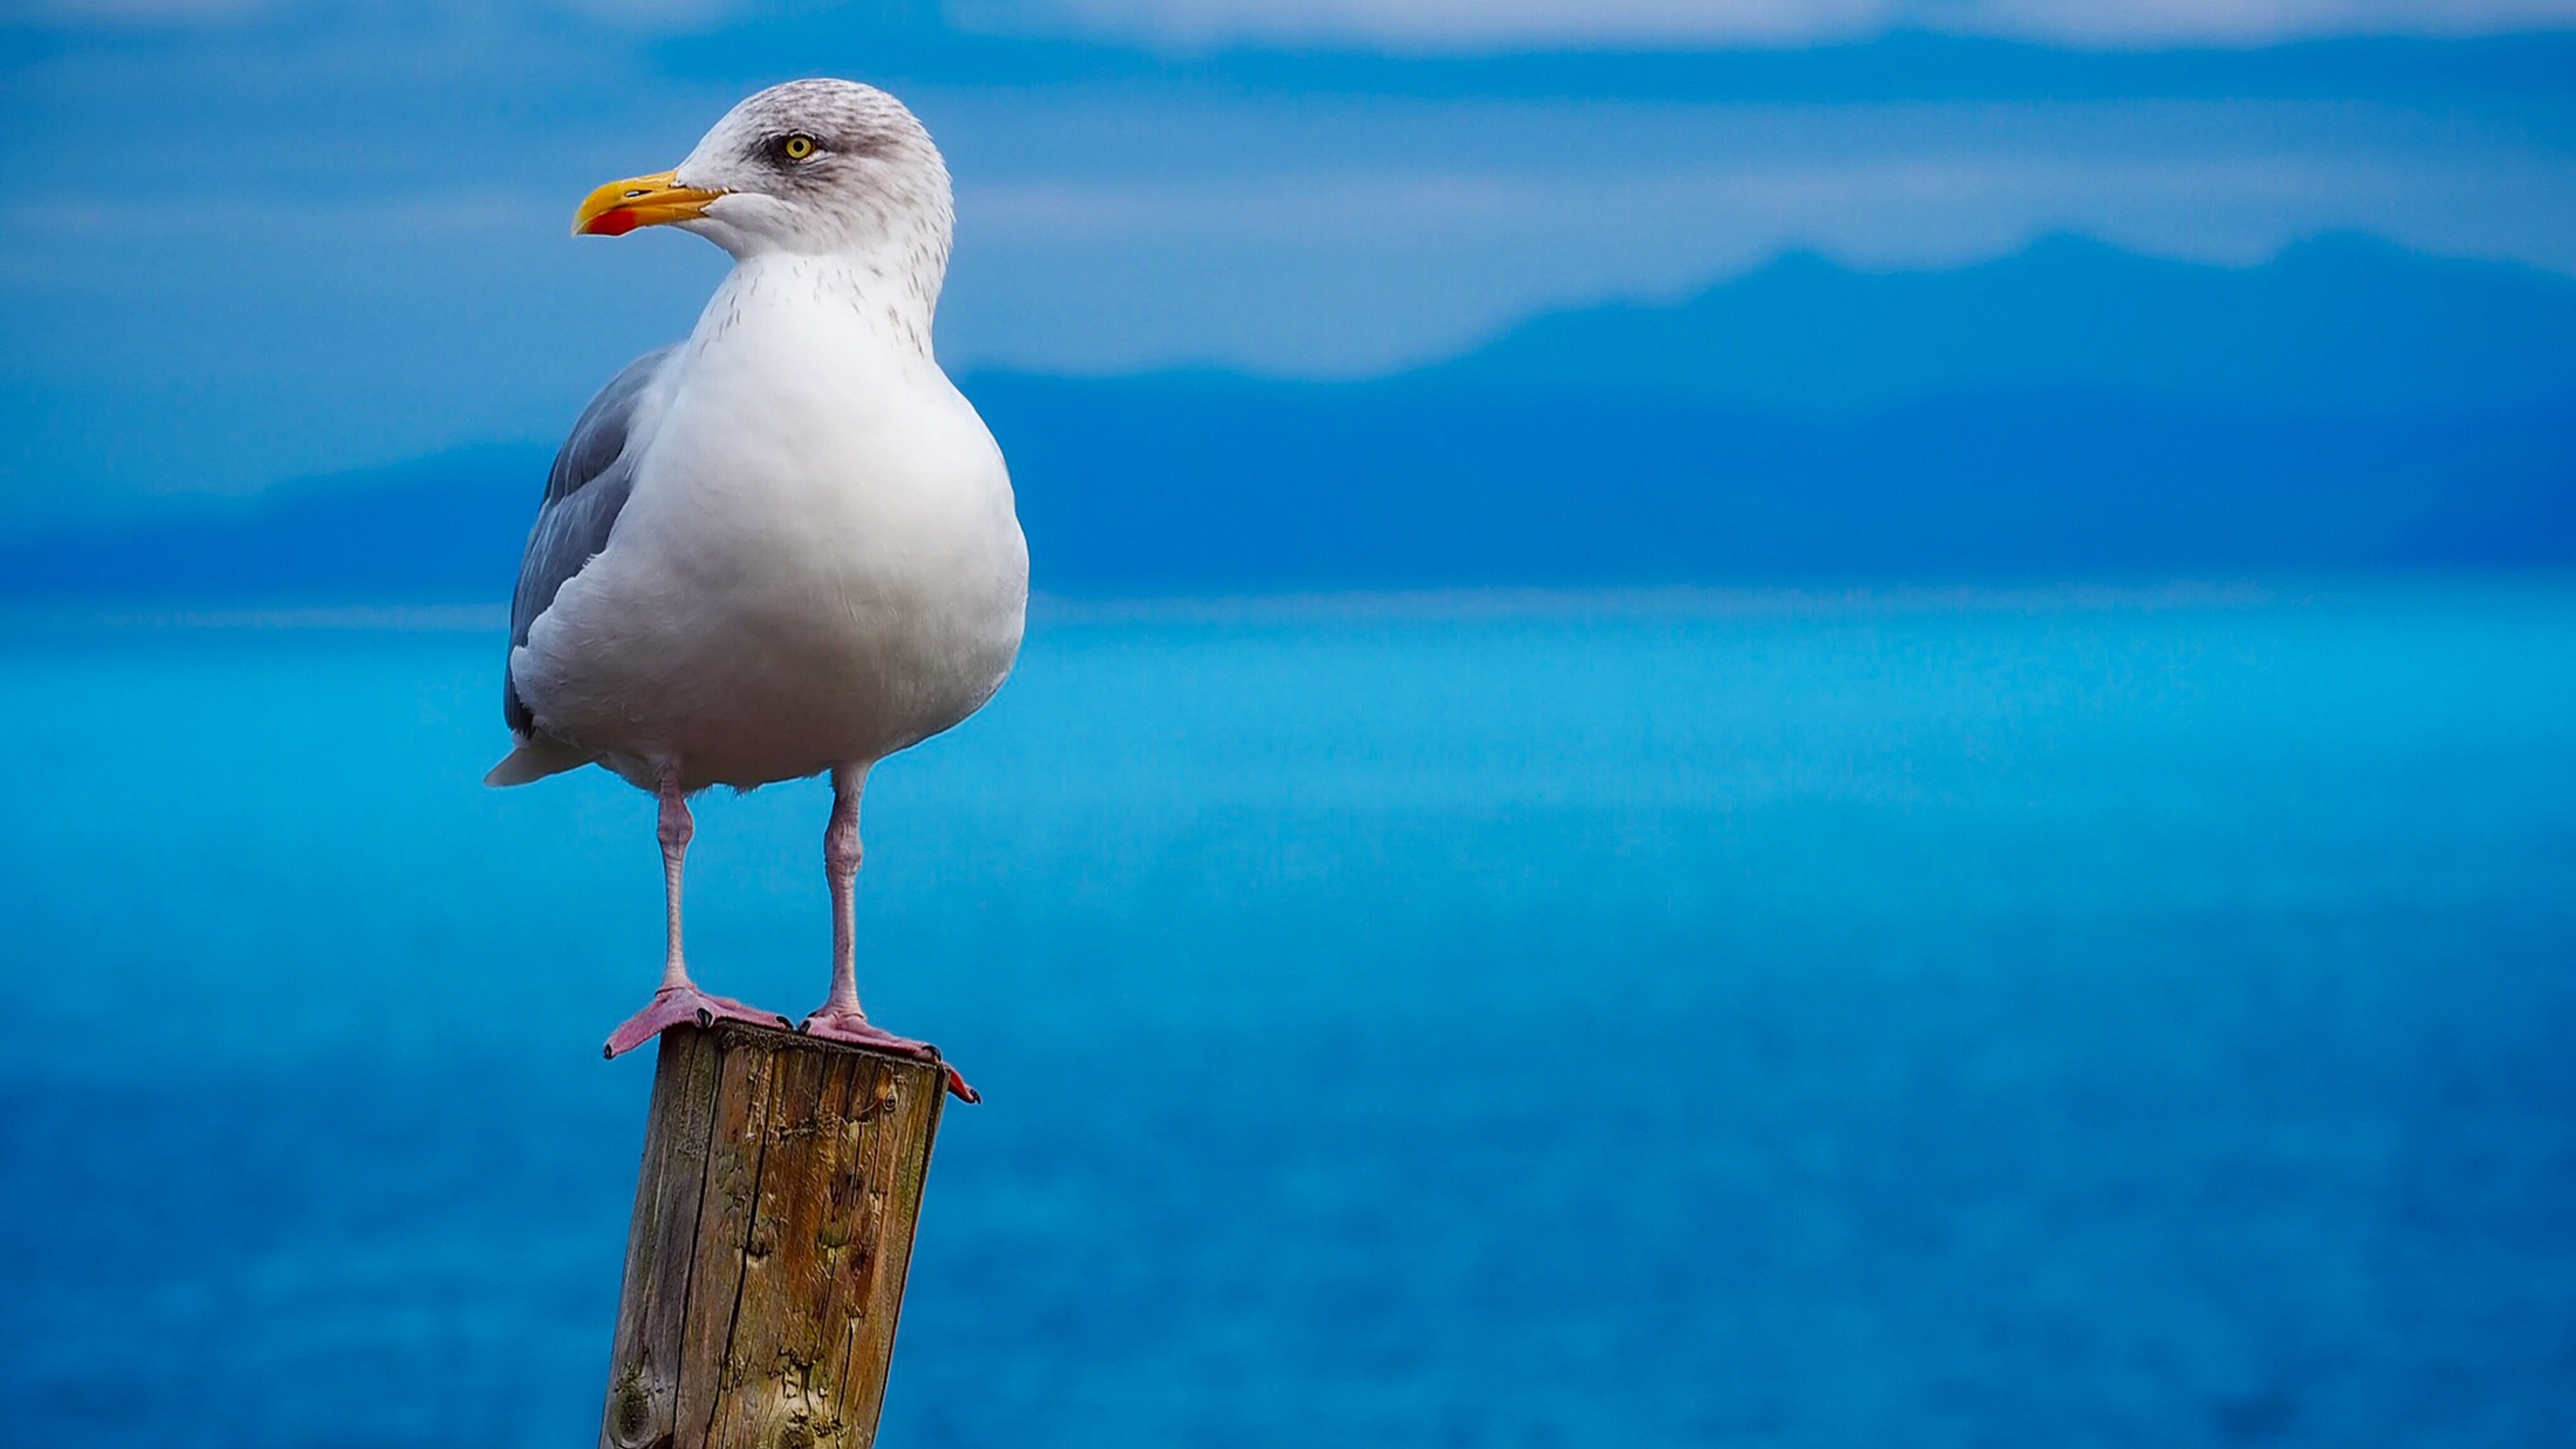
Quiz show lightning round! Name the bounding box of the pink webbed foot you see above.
[604,984,792,1060]
[801,1005,980,1104]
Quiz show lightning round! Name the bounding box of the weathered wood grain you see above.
[600,1023,948,1449]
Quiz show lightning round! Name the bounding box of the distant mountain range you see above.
[5,235,2571,601]
[1430,234,2576,412]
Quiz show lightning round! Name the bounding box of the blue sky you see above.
[3,1,2573,518]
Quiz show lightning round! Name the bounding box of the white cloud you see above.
[973,0,2576,50]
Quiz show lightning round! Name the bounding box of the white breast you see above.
[512,254,1029,790]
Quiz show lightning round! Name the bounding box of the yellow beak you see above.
[573,170,726,237]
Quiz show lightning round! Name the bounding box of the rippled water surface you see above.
[4,585,2573,1447]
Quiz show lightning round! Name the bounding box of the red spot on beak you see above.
[586,209,642,237]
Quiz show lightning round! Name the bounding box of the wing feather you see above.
[502,345,678,737]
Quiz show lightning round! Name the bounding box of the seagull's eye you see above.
[780,134,817,162]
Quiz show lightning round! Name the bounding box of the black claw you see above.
[602,1042,616,1061]
[695,1007,714,1028]
[796,1018,813,1034]
[775,1015,796,1030]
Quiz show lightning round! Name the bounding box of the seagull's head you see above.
[573,78,953,264]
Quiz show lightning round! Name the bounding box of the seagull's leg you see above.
[802,764,979,1102]
[603,763,790,1059]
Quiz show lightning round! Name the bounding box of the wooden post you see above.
[599,1022,948,1449]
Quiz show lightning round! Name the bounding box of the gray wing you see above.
[502,345,678,736]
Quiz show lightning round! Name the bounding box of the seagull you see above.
[487,79,1025,1101]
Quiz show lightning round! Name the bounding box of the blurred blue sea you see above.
[3,583,2573,1447]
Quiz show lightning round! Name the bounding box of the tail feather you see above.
[484,733,593,787]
